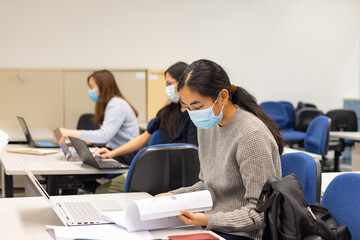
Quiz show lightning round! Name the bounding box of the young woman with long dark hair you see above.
[156,59,283,240]
[93,62,198,193]
[58,70,139,164]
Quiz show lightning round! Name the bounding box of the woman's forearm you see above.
[110,131,151,157]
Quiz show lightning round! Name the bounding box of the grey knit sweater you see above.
[173,107,281,240]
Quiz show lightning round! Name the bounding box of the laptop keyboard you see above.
[61,201,106,224]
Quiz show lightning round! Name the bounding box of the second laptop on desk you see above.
[17,116,59,148]
[69,136,129,169]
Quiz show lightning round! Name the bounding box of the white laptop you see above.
[19,158,111,226]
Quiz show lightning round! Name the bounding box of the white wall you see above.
[0,0,359,112]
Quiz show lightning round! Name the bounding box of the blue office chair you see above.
[279,101,296,129]
[124,143,200,196]
[281,108,324,145]
[322,173,360,240]
[260,101,289,129]
[281,152,321,204]
[304,116,330,157]
[148,129,161,146]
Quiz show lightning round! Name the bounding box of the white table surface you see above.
[0,144,128,197]
[0,144,127,175]
[321,171,360,195]
[0,192,224,240]
[330,131,360,141]
[283,147,322,160]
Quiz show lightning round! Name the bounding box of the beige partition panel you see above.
[0,69,64,130]
[64,69,146,129]
[146,69,168,122]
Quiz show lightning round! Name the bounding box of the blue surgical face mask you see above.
[187,92,224,129]
[166,85,180,103]
[88,89,99,102]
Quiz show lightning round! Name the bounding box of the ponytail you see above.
[231,86,284,155]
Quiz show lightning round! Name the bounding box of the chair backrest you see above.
[147,129,161,146]
[146,117,162,146]
[304,116,330,156]
[295,108,324,132]
[281,152,321,204]
[326,109,358,132]
[322,173,360,240]
[124,143,200,196]
[296,101,317,111]
[260,101,289,129]
[76,113,100,130]
[279,101,296,129]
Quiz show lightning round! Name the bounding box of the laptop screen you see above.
[19,158,52,202]
[17,116,34,144]
[53,128,72,160]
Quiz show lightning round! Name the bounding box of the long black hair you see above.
[177,59,283,155]
[157,62,188,138]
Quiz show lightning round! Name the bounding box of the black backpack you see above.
[255,174,351,240]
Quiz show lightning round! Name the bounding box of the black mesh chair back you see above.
[294,108,324,132]
[296,101,317,111]
[124,144,200,196]
[326,109,357,131]
[76,113,100,130]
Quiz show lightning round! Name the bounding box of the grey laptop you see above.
[69,137,129,169]
[53,128,80,161]
[17,116,59,148]
[19,158,110,226]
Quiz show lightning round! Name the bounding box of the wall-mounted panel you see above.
[64,69,146,129]
[0,69,64,130]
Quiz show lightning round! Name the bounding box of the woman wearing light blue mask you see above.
[56,70,140,166]
[156,59,283,240]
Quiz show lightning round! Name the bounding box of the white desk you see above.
[0,144,128,197]
[0,192,223,240]
[283,147,322,160]
[321,171,360,195]
[330,131,360,171]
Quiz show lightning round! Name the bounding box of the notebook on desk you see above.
[69,137,129,169]
[19,158,111,226]
[17,116,59,148]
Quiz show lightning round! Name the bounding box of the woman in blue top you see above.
[58,70,139,165]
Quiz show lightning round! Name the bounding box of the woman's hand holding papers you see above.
[154,192,208,227]
[178,210,208,227]
[154,192,174,197]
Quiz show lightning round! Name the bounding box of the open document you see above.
[101,190,213,232]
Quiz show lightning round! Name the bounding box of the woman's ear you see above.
[220,89,229,105]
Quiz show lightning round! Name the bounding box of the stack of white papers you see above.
[101,190,213,232]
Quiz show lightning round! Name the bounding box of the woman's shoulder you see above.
[108,97,129,107]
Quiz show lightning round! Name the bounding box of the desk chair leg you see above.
[4,174,13,197]
[334,150,341,172]
[47,175,60,195]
